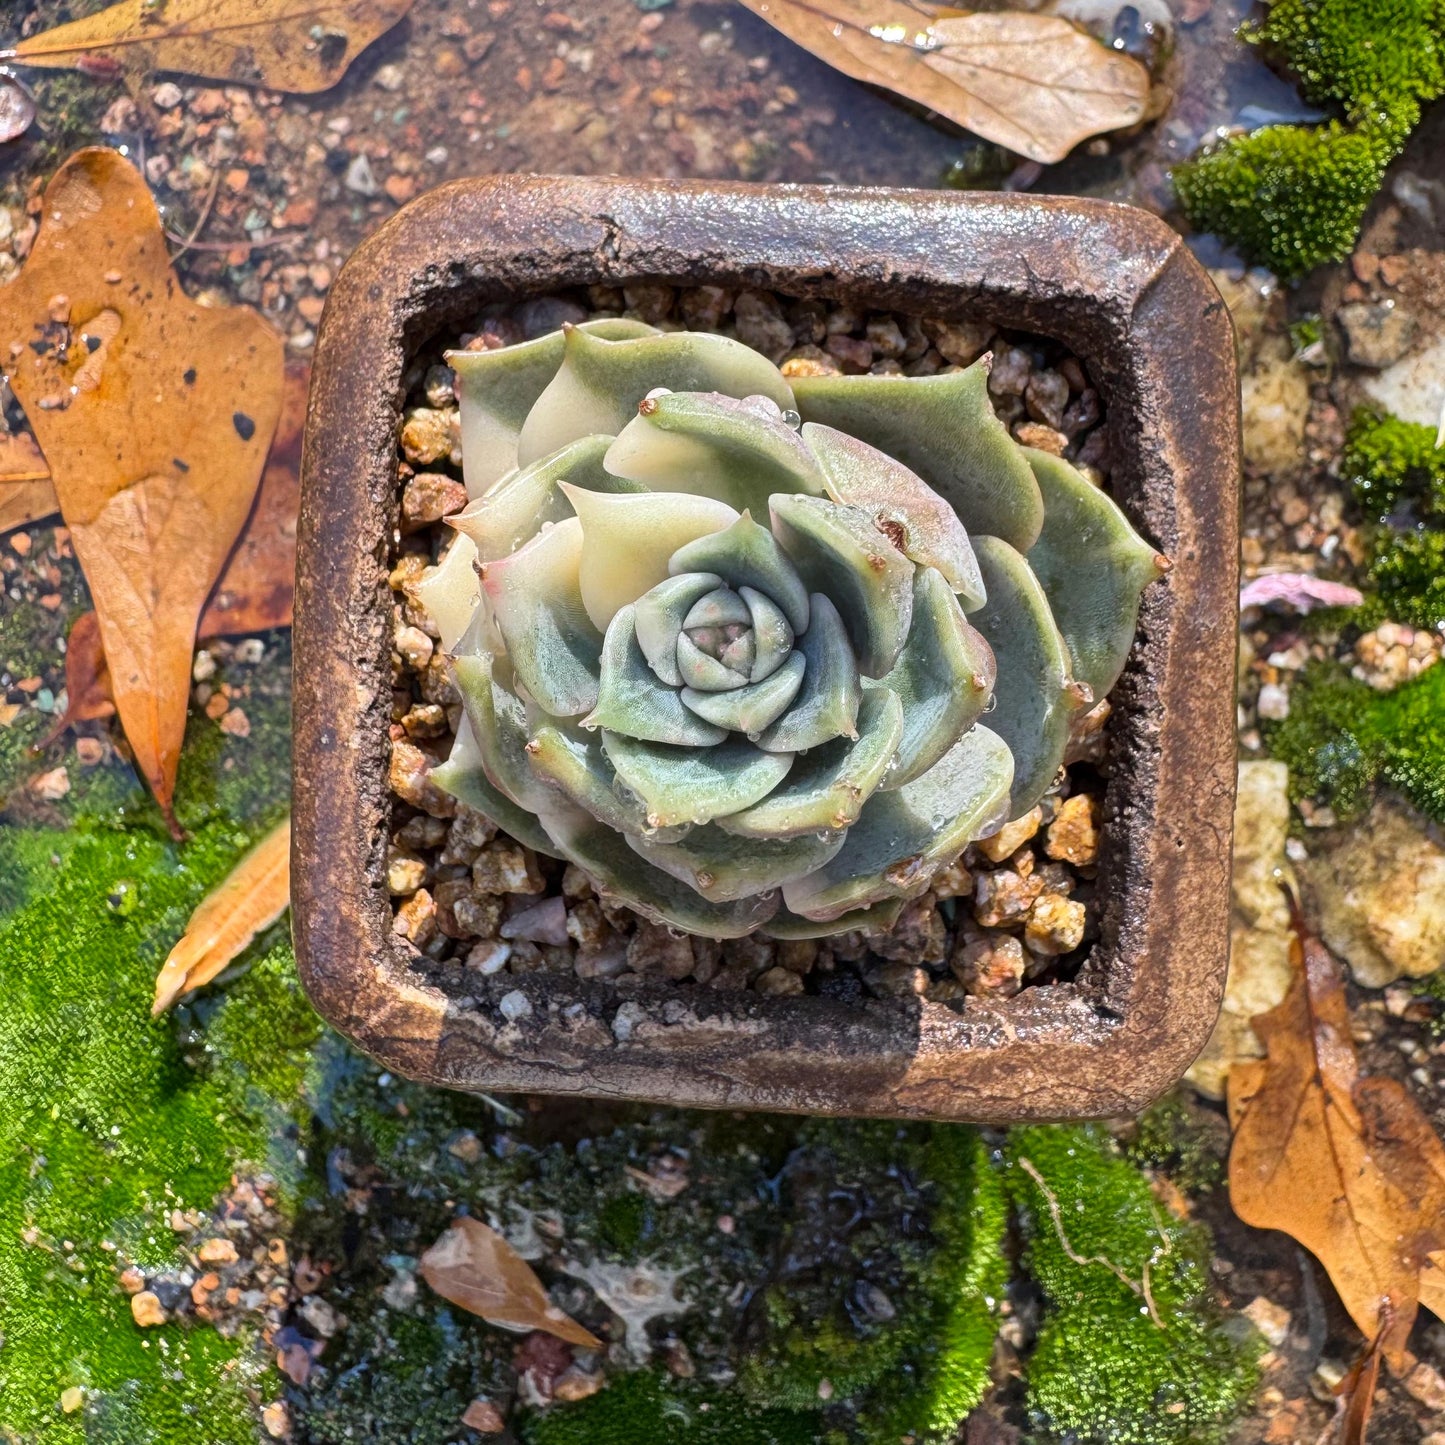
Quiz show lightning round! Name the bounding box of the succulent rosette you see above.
[416,321,1163,940]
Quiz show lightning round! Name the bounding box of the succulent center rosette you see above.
[415,320,1165,941]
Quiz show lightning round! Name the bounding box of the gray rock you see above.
[1337,300,1417,369]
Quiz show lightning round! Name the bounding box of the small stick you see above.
[1017,1156,1165,1328]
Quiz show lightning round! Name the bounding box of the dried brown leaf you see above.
[1336,1315,1389,1445]
[736,1,1150,164]
[152,816,291,1014]
[0,432,59,535]
[199,360,306,637]
[34,610,116,749]
[0,370,302,632]
[0,147,284,832]
[5,0,416,94]
[419,1217,602,1349]
[1228,894,1445,1368]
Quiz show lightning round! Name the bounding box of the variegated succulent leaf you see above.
[416,323,1162,940]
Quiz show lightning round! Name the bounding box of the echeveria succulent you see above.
[417,321,1163,940]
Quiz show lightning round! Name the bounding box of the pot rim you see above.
[292,172,1239,1122]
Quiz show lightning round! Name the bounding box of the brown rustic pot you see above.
[293,173,1239,1123]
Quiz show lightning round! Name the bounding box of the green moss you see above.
[740,1123,1004,1442]
[1124,1093,1226,1196]
[1266,660,1445,823]
[1174,121,1389,280]
[0,645,300,1438]
[521,1369,822,1445]
[1006,1126,1257,1445]
[862,1127,1008,1445]
[1173,0,1445,278]
[596,1188,652,1257]
[1344,409,1445,524]
[302,1307,512,1445]
[1368,530,1445,632]
[1246,0,1445,120]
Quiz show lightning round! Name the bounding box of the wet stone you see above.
[1025,369,1070,429]
[781,344,841,377]
[988,345,1033,397]
[1336,300,1417,369]
[952,933,1026,998]
[925,317,993,366]
[628,920,696,980]
[1045,793,1100,867]
[976,806,1042,863]
[464,938,513,975]
[973,866,1044,928]
[386,850,429,896]
[472,840,545,895]
[439,807,497,865]
[400,406,457,464]
[393,889,439,950]
[754,965,805,996]
[1023,893,1087,956]
[401,472,468,533]
[825,332,873,372]
[868,894,946,964]
[1014,421,1067,455]
[732,290,793,362]
[679,285,733,330]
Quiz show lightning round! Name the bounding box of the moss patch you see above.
[0,648,299,1440]
[1006,1126,1258,1445]
[521,1369,823,1445]
[737,1122,1004,1443]
[1174,0,1445,278]
[1267,660,1445,823]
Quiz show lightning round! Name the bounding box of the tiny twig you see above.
[168,164,222,262]
[161,230,301,254]
[1018,1156,1166,1328]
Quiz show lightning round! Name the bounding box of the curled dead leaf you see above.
[736,0,1150,164]
[5,0,417,94]
[34,610,116,750]
[419,1216,602,1349]
[0,147,284,833]
[152,816,291,1014]
[1227,891,1445,1369]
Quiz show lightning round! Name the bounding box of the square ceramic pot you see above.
[292,174,1239,1122]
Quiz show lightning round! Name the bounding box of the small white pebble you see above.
[498,990,532,1022]
[1256,682,1290,720]
[612,1001,647,1043]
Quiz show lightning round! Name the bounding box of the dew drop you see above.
[780,408,802,430]
[746,730,761,742]
[982,695,998,714]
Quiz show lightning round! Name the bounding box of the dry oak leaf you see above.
[34,609,116,750]
[0,431,57,536]
[419,1217,602,1349]
[198,359,307,637]
[3,0,416,94]
[0,147,284,833]
[0,363,305,630]
[1228,895,1445,1369]
[737,0,1150,164]
[152,816,291,1014]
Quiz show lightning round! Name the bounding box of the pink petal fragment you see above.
[1239,573,1363,614]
